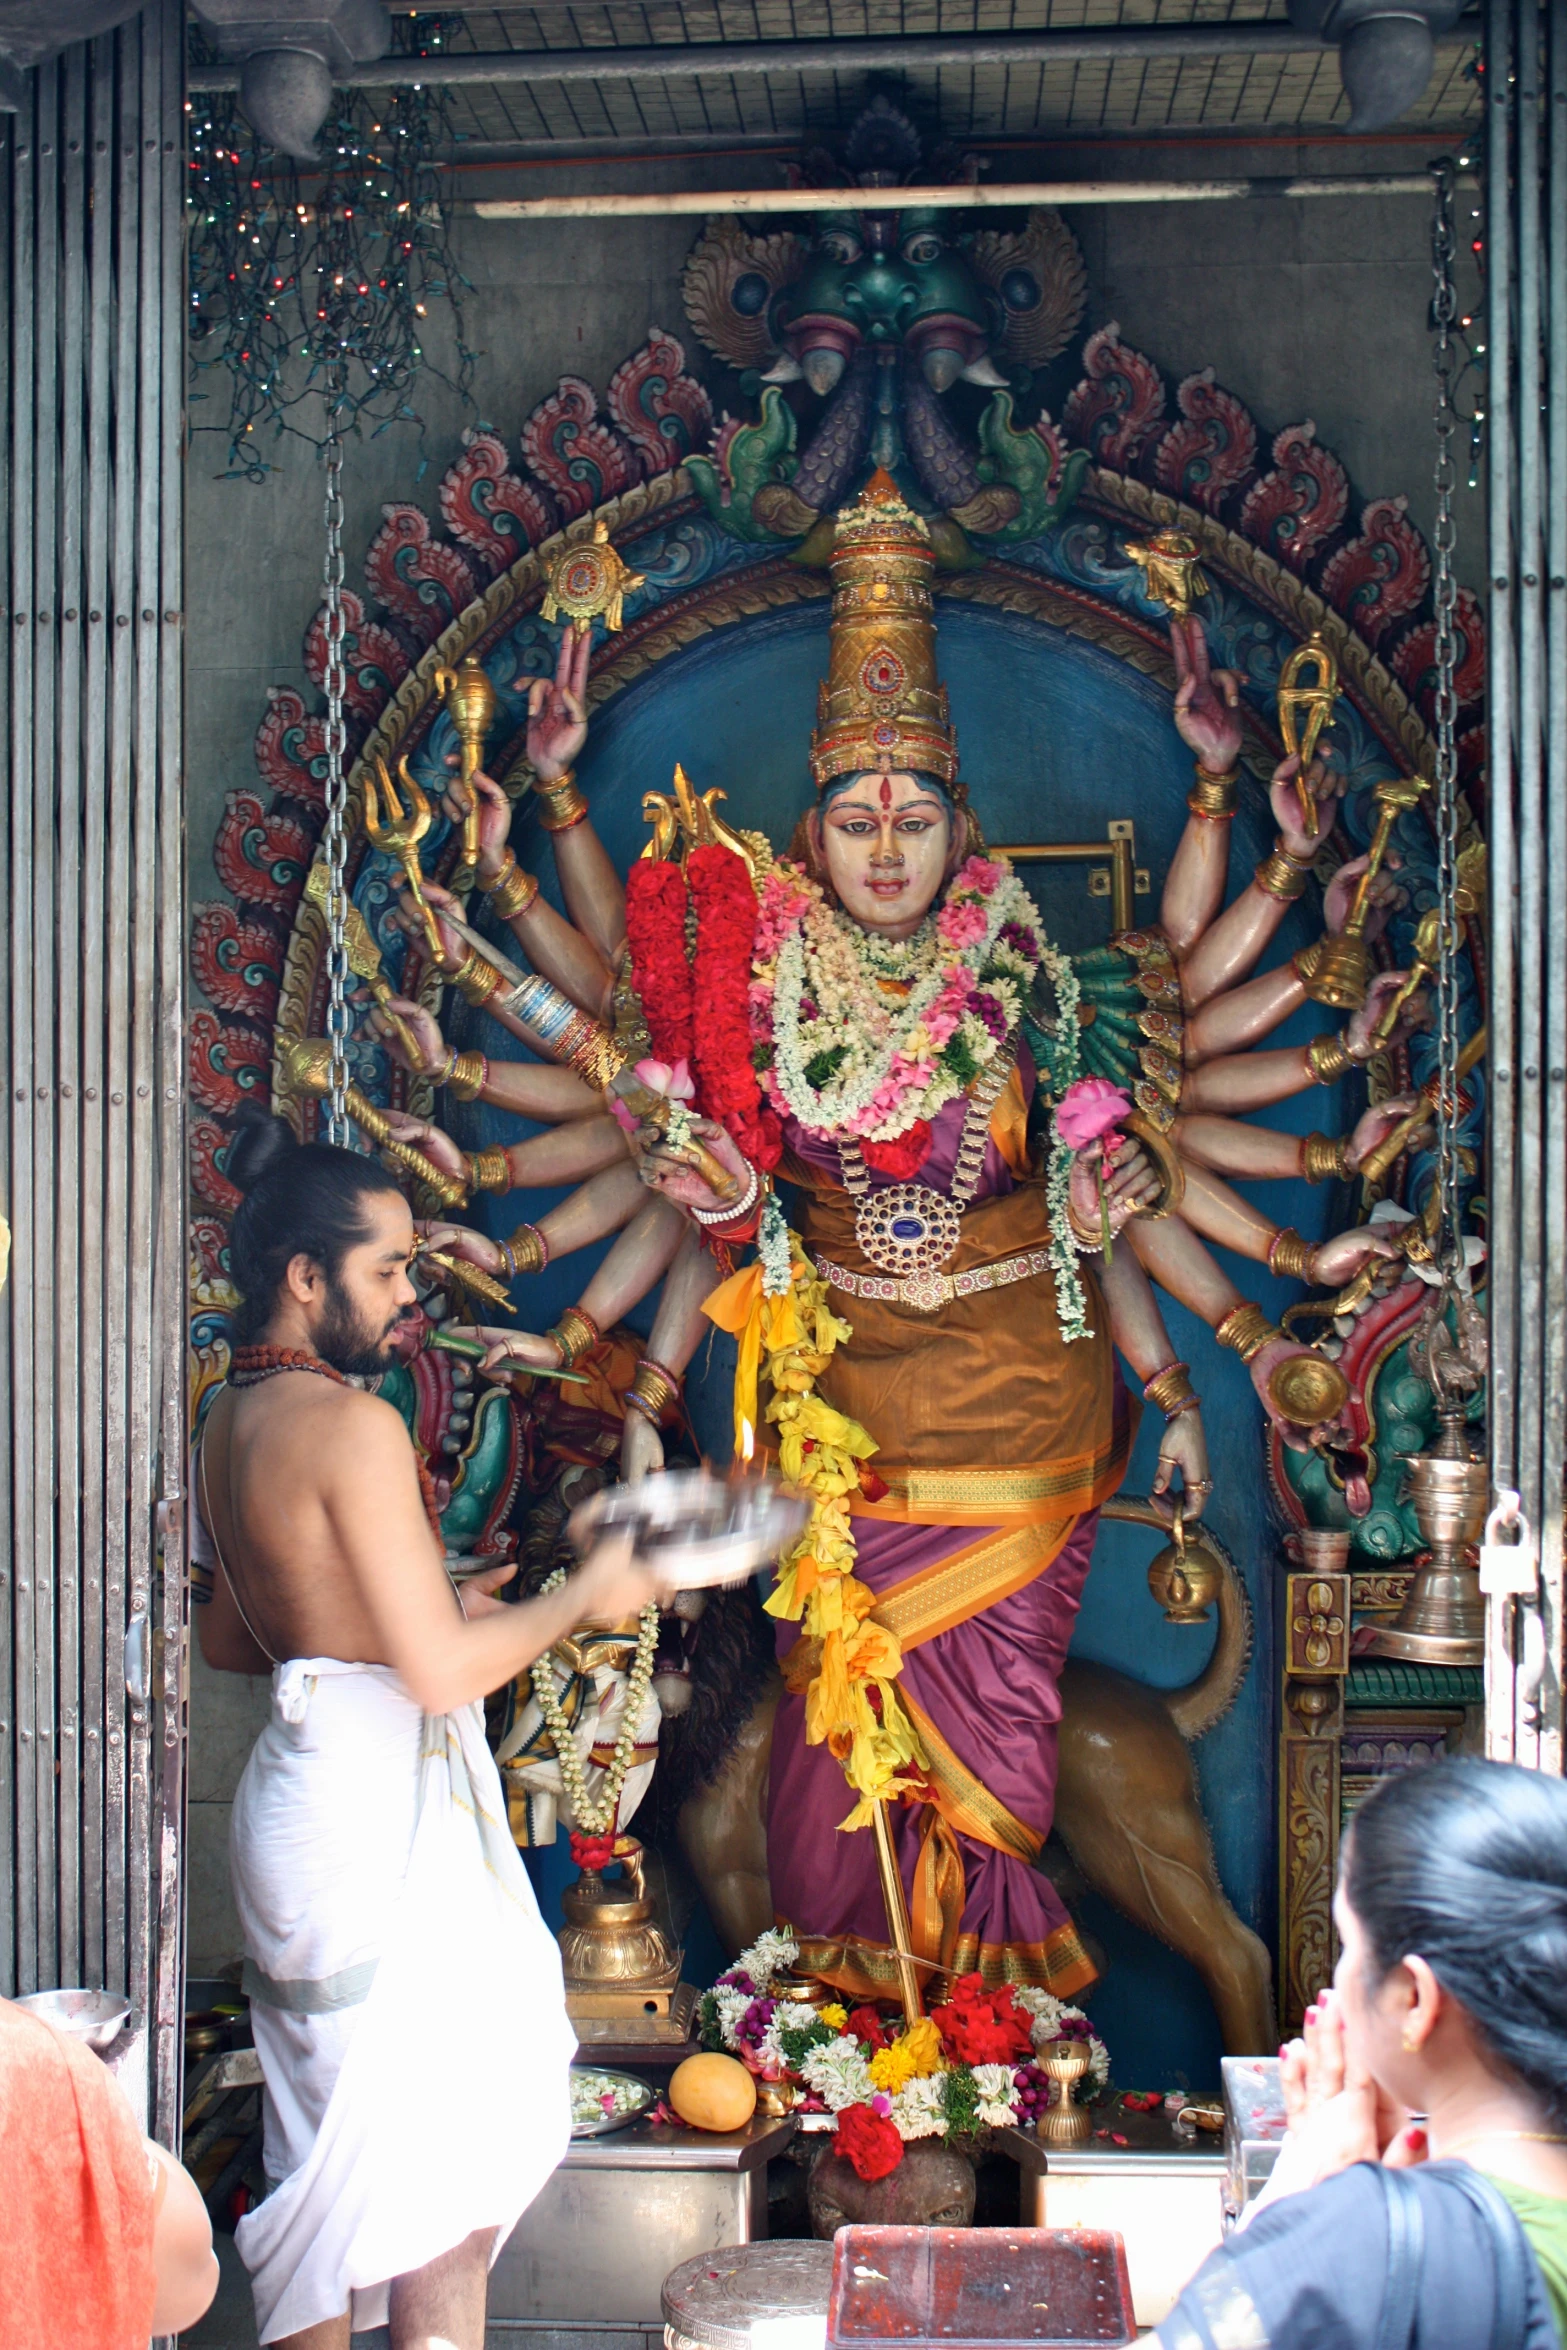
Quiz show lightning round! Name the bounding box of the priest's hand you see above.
[441,762,513,887]
[1170,615,1244,776]
[620,1410,665,1485]
[528,625,591,782]
[1152,1405,1210,1523]
[457,1562,516,1620]
[1269,752,1344,858]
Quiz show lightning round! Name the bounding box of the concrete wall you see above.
[183,140,1484,1975]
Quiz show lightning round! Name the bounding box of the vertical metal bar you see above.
[55,42,88,1990]
[103,12,140,1995]
[1540,0,1567,1772]
[1512,0,1546,1773]
[151,0,188,2151]
[125,4,161,2033]
[1485,0,1521,1761]
[79,34,115,1994]
[0,102,16,2000]
[9,70,40,1988]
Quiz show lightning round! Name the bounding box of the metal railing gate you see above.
[0,0,187,2145]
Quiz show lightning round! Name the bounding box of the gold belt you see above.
[812,1243,1053,1315]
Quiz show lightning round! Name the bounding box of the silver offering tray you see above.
[570,2063,656,2137]
[18,1988,133,2052]
[595,1468,809,1593]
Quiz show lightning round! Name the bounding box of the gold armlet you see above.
[628,1354,682,1426]
[486,851,541,922]
[452,948,505,1009]
[532,769,589,834]
[1142,1361,1198,1419]
[445,1051,488,1105]
[1301,1131,1349,1184]
[1267,1227,1315,1281]
[1306,1033,1354,1085]
[463,1144,512,1194]
[548,1304,602,1368]
[1254,844,1313,903]
[497,1222,548,1279]
[1187,763,1239,821]
[1216,1301,1284,1363]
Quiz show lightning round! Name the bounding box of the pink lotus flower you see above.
[610,1056,695,1134]
[1054,1076,1133,1152]
[937,898,988,949]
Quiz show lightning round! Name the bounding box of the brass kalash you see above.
[559,1833,699,2046]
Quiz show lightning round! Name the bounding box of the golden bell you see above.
[1268,1352,1351,1428]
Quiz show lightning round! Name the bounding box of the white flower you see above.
[972,2063,1021,2128]
[729,1927,797,1994]
[1015,1989,1111,2088]
[890,2072,947,2141]
[755,2001,823,2072]
[800,2037,876,2113]
[711,1984,753,2052]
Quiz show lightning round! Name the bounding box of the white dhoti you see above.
[230,1657,576,2344]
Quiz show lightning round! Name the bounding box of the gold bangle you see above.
[1216,1301,1284,1363]
[486,852,540,922]
[1292,939,1324,988]
[1187,763,1239,821]
[1142,1362,1197,1419]
[464,1144,511,1194]
[1254,845,1313,903]
[532,768,589,833]
[452,948,504,1009]
[445,1050,488,1104]
[548,1304,601,1368]
[1267,1227,1315,1281]
[500,1221,548,1278]
[1306,1033,1354,1085]
[629,1355,682,1426]
[1301,1131,1350,1184]
[558,1009,626,1090]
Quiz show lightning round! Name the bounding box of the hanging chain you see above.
[321,369,352,1147]
[1428,158,1464,1279]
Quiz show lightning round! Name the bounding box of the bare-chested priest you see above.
[197,1114,659,2350]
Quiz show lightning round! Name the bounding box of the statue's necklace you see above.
[227,1345,444,1540]
[838,1047,1014,1314]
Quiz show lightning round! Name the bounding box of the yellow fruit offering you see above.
[668,2052,758,2133]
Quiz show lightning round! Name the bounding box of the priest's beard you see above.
[314,1277,404,1378]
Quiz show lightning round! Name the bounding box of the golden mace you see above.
[434,656,499,896]
[1304,772,1429,1014]
[279,1037,469,1210]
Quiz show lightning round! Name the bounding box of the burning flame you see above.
[740,1418,755,1467]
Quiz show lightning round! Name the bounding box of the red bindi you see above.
[879,778,894,809]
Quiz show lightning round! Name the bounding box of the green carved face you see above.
[777,207,996,393]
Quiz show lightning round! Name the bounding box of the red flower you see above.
[625,863,695,1065]
[569,1830,618,1873]
[860,1122,932,1181]
[847,2005,891,2052]
[834,2103,904,2182]
[689,846,781,1172]
[930,1973,1034,2067]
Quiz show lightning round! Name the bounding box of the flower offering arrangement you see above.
[699,1929,1110,2180]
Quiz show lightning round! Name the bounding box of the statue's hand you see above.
[454,1323,567,1377]
[635,1114,752,1216]
[1170,615,1244,774]
[1248,1335,1345,1455]
[1067,1135,1161,1239]
[382,1108,468,1184]
[620,1409,665,1485]
[370,994,448,1078]
[394,876,467,974]
[1308,1224,1404,1288]
[527,626,591,783]
[1344,1094,1419,1175]
[1152,1405,1211,1523]
[1345,972,1429,1062]
[1323,851,1406,944]
[417,1219,506,1278]
[1269,753,1344,859]
[441,763,513,887]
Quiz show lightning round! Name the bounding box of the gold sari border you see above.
[869,1518,1077,1650]
[786,1922,1099,2003]
[850,1418,1132,1525]
[901,1695,1044,1867]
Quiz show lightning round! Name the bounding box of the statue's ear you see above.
[681,217,809,372]
[967,207,1088,371]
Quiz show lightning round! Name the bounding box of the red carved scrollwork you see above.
[192,1117,242,1216]
[519,376,638,520]
[606,328,714,477]
[303,586,410,720]
[190,902,286,1019]
[1238,422,1350,574]
[1060,323,1168,471]
[1151,368,1257,516]
[1319,495,1432,649]
[211,788,316,915]
[1389,587,1486,722]
[438,428,556,573]
[189,1008,273,1118]
[363,503,483,645]
[253,686,330,812]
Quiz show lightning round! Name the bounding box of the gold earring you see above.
[1402,2026,1420,2053]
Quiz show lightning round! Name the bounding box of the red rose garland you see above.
[833,2102,905,2183]
[929,1973,1034,2067]
[688,845,781,1172]
[624,862,694,1065]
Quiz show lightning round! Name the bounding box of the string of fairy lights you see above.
[186,14,477,480]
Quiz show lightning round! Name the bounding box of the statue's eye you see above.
[902,233,942,265]
[819,230,863,265]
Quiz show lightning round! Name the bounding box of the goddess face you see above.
[811,769,955,939]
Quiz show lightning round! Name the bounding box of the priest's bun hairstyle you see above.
[226,1111,403,1340]
[1343,1757,1567,2126]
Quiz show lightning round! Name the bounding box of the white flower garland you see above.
[530,1568,661,1837]
[1034,945,1093,1345]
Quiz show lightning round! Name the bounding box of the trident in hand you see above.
[364,756,446,967]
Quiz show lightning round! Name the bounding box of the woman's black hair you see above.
[1342,1757,1567,2126]
[226,1112,404,1341]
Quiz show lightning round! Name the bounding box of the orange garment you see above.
[0,1998,157,2350]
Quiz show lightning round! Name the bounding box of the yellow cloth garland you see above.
[705,1239,929,1831]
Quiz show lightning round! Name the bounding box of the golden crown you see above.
[808,471,962,801]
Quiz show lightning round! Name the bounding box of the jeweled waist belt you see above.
[812,1244,1053,1315]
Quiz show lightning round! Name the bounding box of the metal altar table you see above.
[487,2111,798,2335]
[999,2109,1227,2333]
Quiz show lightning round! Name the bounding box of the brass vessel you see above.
[559,1838,680,1994]
[1035,2038,1093,2144]
[1268,1350,1351,1430]
[1364,1453,1488,1664]
[1146,1504,1223,1625]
